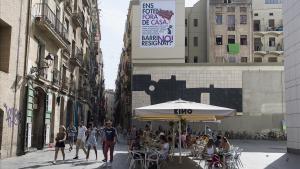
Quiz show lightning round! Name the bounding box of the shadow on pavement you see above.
[265,153,300,169]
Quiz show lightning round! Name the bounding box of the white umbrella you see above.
[134,99,236,163]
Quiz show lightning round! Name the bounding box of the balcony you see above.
[82,0,90,7]
[81,25,89,39]
[64,0,72,14]
[70,47,83,66]
[52,68,60,86]
[210,0,251,4]
[38,60,49,80]
[34,3,69,49]
[72,10,84,28]
[62,77,70,91]
[254,24,283,34]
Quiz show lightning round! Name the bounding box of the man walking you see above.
[103,120,117,166]
[73,121,88,159]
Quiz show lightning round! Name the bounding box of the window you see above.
[254,13,258,16]
[185,19,187,27]
[269,37,275,47]
[227,7,235,12]
[193,37,198,47]
[265,0,282,4]
[240,35,247,45]
[228,15,235,31]
[228,35,235,44]
[65,19,69,33]
[254,57,263,62]
[193,19,198,27]
[216,35,223,45]
[240,7,247,13]
[268,19,275,29]
[240,15,247,24]
[268,57,278,62]
[0,19,12,73]
[241,57,248,63]
[224,0,232,4]
[194,56,198,63]
[185,37,188,47]
[216,15,222,25]
[254,20,261,31]
[269,13,274,16]
[185,56,189,63]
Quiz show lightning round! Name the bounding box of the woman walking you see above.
[86,123,98,160]
[53,125,67,164]
[67,124,77,151]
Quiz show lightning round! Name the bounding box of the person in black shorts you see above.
[53,125,67,164]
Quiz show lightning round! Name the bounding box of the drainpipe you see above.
[22,0,32,153]
[11,0,25,157]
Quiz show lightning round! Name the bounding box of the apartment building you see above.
[253,0,283,63]
[105,89,115,120]
[283,0,300,154]
[208,0,252,63]
[0,0,28,159]
[0,0,104,158]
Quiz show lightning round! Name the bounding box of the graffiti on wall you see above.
[3,104,21,127]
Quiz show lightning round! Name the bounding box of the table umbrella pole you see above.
[172,123,175,160]
[178,119,182,164]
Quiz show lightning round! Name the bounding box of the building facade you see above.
[0,0,104,159]
[115,0,286,137]
[253,0,283,63]
[283,0,300,154]
[104,89,115,120]
[0,0,28,159]
[208,0,252,63]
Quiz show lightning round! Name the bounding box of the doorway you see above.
[32,87,46,150]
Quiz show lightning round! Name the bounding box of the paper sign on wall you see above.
[140,0,176,48]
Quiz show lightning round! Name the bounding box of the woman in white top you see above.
[203,139,216,157]
[86,123,98,160]
[159,135,169,160]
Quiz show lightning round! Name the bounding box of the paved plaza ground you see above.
[0,139,299,169]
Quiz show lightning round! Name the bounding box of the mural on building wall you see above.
[132,75,243,112]
[3,103,21,127]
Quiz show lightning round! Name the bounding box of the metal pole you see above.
[205,122,206,135]
[178,119,182,164]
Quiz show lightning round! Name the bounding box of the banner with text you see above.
[140,0,176,48]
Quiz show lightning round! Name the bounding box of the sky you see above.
[100,0,199,90]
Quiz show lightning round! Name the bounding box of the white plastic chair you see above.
[129,151,145,169]
[145,151,161,169]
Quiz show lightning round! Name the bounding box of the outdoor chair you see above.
[129,151,145,169]
[145,151,161,169]
[233,148,244,168]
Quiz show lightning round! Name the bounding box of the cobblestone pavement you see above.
[0,140,299,169]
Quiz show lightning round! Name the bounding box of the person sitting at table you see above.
[195,136,201,145]
[214,135,222,148]
[220,137,230,153]
[159,135,170,160]
[203,139,217,157]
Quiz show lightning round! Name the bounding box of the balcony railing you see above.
[62,77,69,91]
[52,68,60,86]
[34,3,69,45]
[210,0,251,4]
[72,10,84,27]
[254,43,283,52]
[71,47,83,66]
[38,60,48,80]
[64,0,72,13]
[254,25,283,32]
[81,24,89,39]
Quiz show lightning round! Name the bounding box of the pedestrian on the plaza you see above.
[103,120,117,166]
[53,125,67,164]
[73,121,88,159]
[86,123,98,160]
[99,123,106,158]
[67,123,77,151]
